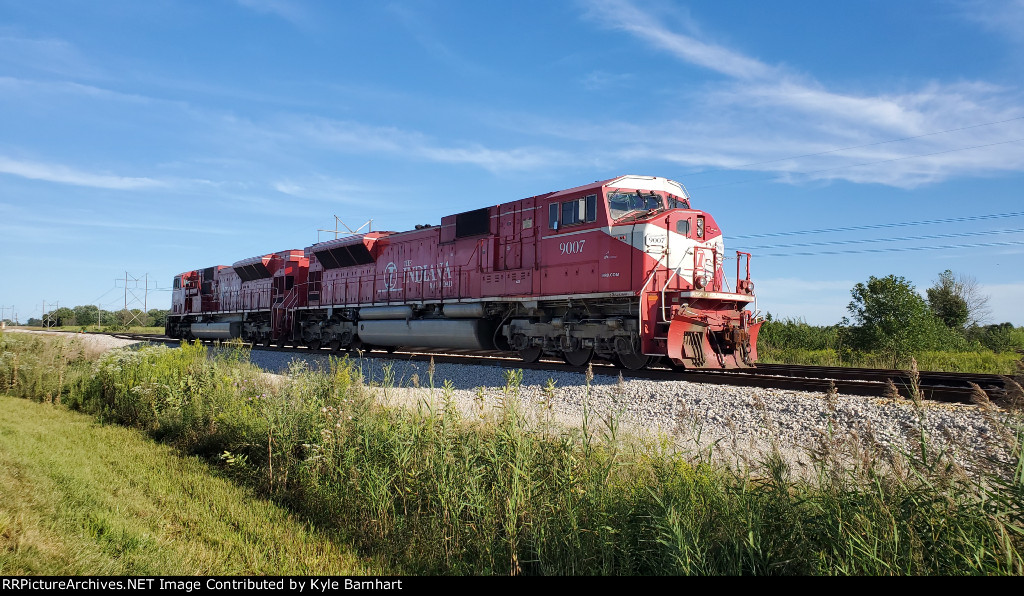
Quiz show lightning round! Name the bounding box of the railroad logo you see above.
[384,262,399,292]
[404,260,454,290]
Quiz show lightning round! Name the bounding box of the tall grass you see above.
[0,330,100,402]
[3,332,1024,574]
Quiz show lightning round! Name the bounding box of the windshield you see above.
[608,191,663,221]
[607,191,691,221]
[666,195,690,209]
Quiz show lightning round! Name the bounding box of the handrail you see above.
[735,251,751,288]
[691,245,717,291]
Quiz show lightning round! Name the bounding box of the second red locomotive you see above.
[166,175,762,370]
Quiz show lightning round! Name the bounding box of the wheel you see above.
[614,352,651,371]
[262,336,272,348]
[276,337,287,348]
[329,340,342,352]
[562,347,593,367]
[518,346,542,363]
[307,339,321,351]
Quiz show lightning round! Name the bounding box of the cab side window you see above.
[560,195,597,227]
[550,194,597,230]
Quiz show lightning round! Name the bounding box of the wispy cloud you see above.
[958,0,1024,44]
[580,70,634,91]
[0,156,164,190]
[272,176,395,204]
[576,0,1024,188]
[0,35,101,78]
[0,201,236,239]
[234,0,311,27]
[385,4,493,79]
[583,0,776,80]
[282,116,570,172]
[0,75,156,104]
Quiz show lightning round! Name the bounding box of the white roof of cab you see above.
[547,175,689,200]
[605,175,689,199]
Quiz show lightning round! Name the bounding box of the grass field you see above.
[0,394,378,575]
[2,330,1023,575]
[757,318,1024,375]
[759,346,1024,375]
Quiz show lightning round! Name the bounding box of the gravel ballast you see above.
[246,347,1018,476]
[6,329,143,352]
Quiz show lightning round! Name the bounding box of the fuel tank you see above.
[190,322,241,339]
[357,319,495,350]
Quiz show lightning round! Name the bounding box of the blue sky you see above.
[1,0,1023,326]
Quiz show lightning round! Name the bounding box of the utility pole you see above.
[0,305,13,326]
[41,300,57,327]
[116,272,150,327]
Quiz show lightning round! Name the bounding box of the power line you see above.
[756,239,1024,258]
[732,210,1024,240]
[736,228,1024,251]
[88,285,119,305]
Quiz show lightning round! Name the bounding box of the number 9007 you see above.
[559,240,585,255]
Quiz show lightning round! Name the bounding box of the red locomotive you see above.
[167,175,762,369]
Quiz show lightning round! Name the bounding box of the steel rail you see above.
[103,332,1016,405]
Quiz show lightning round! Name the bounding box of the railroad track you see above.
[105,332,1019,406]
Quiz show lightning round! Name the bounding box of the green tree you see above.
[97,309,115,326]
[970,322,1024,353]
[926,269,990,328]
[926,270,970,329]
[847,275,937,367]
[73,305,99,326]
[45,307,76,327]
[147,309,169,328]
